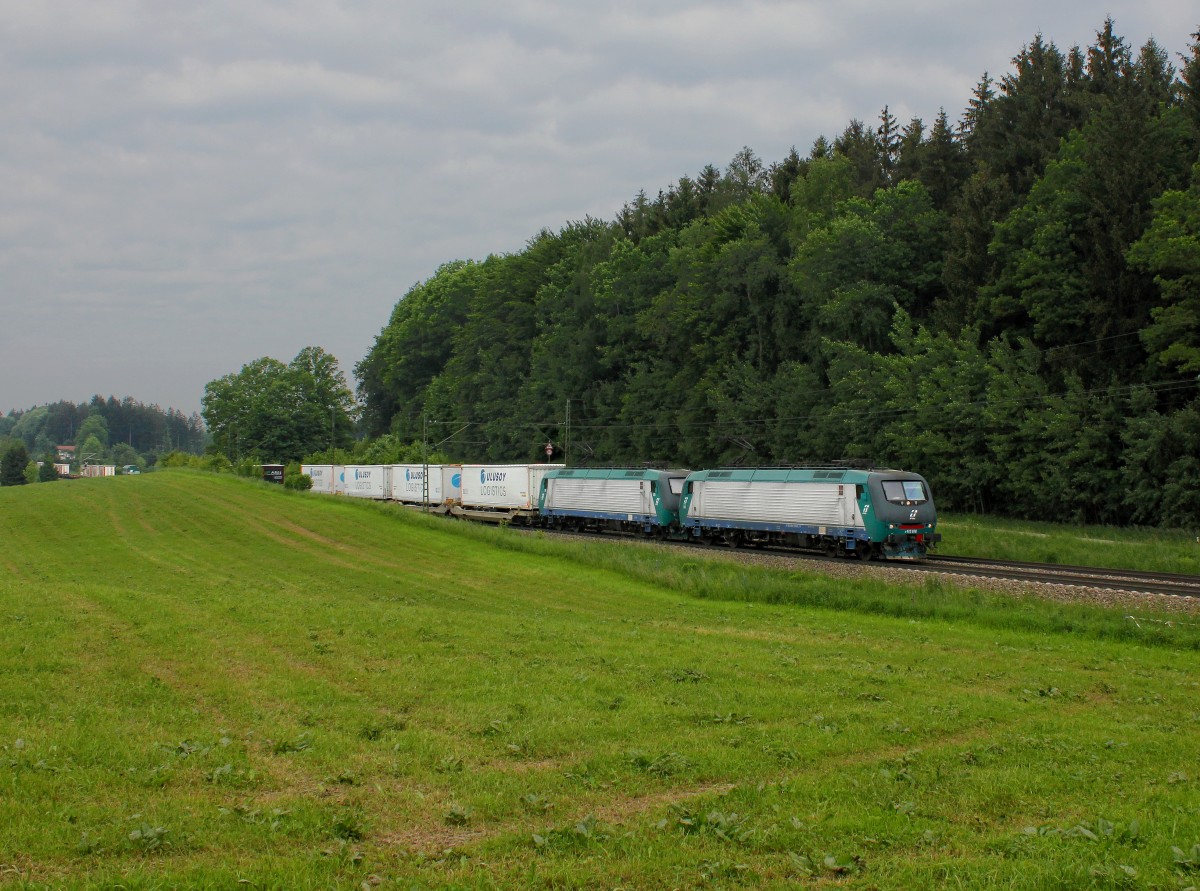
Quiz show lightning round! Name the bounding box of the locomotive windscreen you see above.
[882,480,927,504]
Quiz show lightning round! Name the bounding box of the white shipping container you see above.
[332,465,346,495]
[342,465,390,499]
[301,464,334,494]
[688,480,857,528]
[389,464,462,505]
[460,464,563,510]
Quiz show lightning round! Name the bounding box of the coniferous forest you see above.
[357,20,1200,528]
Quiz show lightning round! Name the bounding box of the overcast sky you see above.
[2,2,1196,417]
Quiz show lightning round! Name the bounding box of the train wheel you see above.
[726,531,741,549]
[858,545,873,562]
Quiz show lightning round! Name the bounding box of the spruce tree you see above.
[1,443,29,486]
[38,455,59,482]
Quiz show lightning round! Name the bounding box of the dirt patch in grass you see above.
[377,824,487,854]
[588,781,739,827]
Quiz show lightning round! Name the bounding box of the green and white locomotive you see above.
[679,467,940,560]
[539,467,688,535]
[538,465,941,561]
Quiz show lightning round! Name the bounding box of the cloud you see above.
[142,59,403,111]
[1,1,1196,414]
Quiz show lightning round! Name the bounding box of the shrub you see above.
[284,462,313,490]
[159,451,195,469]
[197,454,233,474]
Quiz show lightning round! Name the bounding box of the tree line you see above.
[352,19,1200,528]
[0,396,207,484]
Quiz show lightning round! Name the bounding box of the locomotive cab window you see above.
[881,480,927,505]
[669,478,684,496]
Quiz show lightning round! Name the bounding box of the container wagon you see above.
[455,464,563,523]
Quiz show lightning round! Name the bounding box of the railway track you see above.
[531,526,1200,600]
[887,554,1200,598]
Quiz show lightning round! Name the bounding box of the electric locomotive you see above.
[680,466,939,560]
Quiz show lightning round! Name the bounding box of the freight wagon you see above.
[455,464,563,522]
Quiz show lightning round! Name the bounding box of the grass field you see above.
[2,472,1199,889]
[939,513,1200,575]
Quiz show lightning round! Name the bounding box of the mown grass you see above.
[939,511,1200,575]
[1,472,1199,889]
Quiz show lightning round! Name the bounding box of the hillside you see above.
[2,473,1199,888]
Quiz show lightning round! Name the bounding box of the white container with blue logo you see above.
[301,464,335,495]
[389,464,463,505]
[342,465,389,499]
[460,464,563,510]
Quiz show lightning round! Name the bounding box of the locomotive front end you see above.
[864,471,941,560]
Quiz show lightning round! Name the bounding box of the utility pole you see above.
[422,415,429,511]
[564,400,571,466]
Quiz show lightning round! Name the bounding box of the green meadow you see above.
[939,513,1200,575]
[2,473,1199,890]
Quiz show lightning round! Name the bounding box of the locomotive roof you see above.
[684,467,925,483]
[546,467,689,480]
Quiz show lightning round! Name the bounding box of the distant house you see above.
[56,444,75,462]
